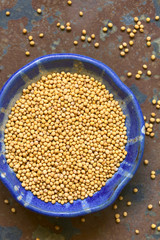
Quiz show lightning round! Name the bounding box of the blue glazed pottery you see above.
[0,54,145,217]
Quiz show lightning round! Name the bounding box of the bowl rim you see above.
[0,53,145,217]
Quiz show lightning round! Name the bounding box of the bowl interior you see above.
[0,54,145,217]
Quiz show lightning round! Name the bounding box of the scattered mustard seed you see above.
[73,40,78,45]
[148,204,153,210]
[25,51,30,56]
[123,212,127,217]
[127,72,132,77]
[121,26,126,31]
[151,171,156,175]
[39,33,44,38]
[81,217,86,223]
[129,40,134,46]
[94,42,99,48]
[156,118,160,123]
[127,201,132,206]
[151,174,156,180]
[81,36,85,41]
[91,34,95,39]
[139,29,144,33]
[140,24,144,29]
[113,204,118,210]
[151,224,156,229]
[134,24,139,30]
[30,41,35,46]
[123,42,127,47]
[155,16,160,21]
[127,28,131,33]
[135,230,140,235]
[119,45,123,50]
[37,8,42,14]
[133,188,138,193]
[66,22,70,27]
[157,226,160,231]
[6,11,10,16]
[130,32,135,38]
[146,36,151,41]
[147,41,151,47]
[134,17,139,22]
[60,25,65,30]
[55,225,60,231]
[120,51,125,57]
[150,118,155,123]
[67,0,72,5]
[108,22,113,28]
[144,116,147,121]
[133,29,137,34]
[116,218,120,223]
[156,104,160,109]
[11,208,16,213]
[147,70,152,76]
[103,27,108,32]
[4,199,9,204]
[135,74,141,79]
[28,35,33,41]
[152,99,156,105]
[66,26,71,31]
[143,64,147,69]
[119,196,123,201]
[87,37,91,43]
[79,11,83,17]
[146,17,150,22]
[151,55,156,61]
[57,22,60,27]
[138,70,142,75]
[124,48,129,53]
[22,28,27,34]
[137,21,141,25]
[82,29,86,35]
[157,100,160,105]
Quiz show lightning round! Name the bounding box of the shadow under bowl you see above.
[0,54,145,217]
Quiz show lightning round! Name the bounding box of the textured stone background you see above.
[0,0,160,239]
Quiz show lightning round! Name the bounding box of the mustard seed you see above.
[22,28,27,34]
[123,42,127,47]
[87,37,91,43]
[67,0,72,5]
[66,26,71,31]
[81,36,85,41]
[127,28,131,33]
[94,42,99,48]
[138,70,142,75]
[119,45,123,50]
[28,35,33,41]
[134,17,139,22]
[119,196,123,201]
[143,64,148,69]
[81,217,86,223]
[79,11,83,17]
[151,55,156,61]
[148,204,153,210]
[133,188,138,193]
[150,118,155,123]
[82,29,86,35]
[4,199,9,204]
[134,24,139,30]
[25,51,30,56]
[156,104,160,109]
[116,218,120,223]
[157,226,160,231]
[121,26,126,31]
[127,72,132,77]
[73,40,78,45]
[152,99,156,105]
[147,41,151,47]
[6,11,10,16]
[144,116,147,121]
[113,204,118,210]
[155,16,160,21]
[133,29,137,34]
[108,22,113,28]
[30,41,35,46]
[146,36,151,41]
[144,159,149,165]
[37,8,42,14]
[129,40,134,46]
[39,33,44,38]
[151,174,156,179]
[127,201,131,206]
[57,22,60,27]
[140,29,144,33]
[124,48,129,53]
[146,17,150,22]
[129,32,135,38]
[115,213,120,218]
[123,211,127,217]
[137,21,141,25]
[156,118,160,123]
[135,74,141,79]
[120,51,125,57]
[60,25,65,30]
[151,224,156,229]
[55,225,60,231]
[147,70,151,76]
[103,27,108,32]
[135,230,139,235]
[11,208,16,213]
[91,34,95,39]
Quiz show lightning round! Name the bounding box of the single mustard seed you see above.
[22,28,27,34]
[121,26,126,31]
[103,27,108,32]
[28,35,33,41]
[37,8,42,14]
[127,201,131,206]
[115,213,120,218]
[11,207,16,213]
[39,33,44,38]
[4,199,9,204]
[137,21,141,25]
[135,74,141,79]
[143,64,148,69]
[25,51,30,56]
[146,36,151,41]
[116,218,120,223]
[130,32,135,38]
[81,36,85,41]
[81,217,86,223]
[155,16,160,21]
[82,29,86,35]
[157,100,160,104]
[133,188,138,193]
[148,204,153,210]
[133,29,137,34]
[66,26,71,31]
[151,224,156,229]
[123,42,127,47]
[134,17,139,22]
[144,116,147,121]
[140,24,144,29]
[156,104,160,109]
[87,37,91,43]
[113,204,118,210]
[150,117,155,123]
[152,99,156,104]
[123,211,127,217]
[30,41,35,46]
[66,22,71,27]
[144,159,149,165]
[91,34,95,39]
[127,72,132,77]
[140,29,144,33]
[147,70,152,76]
[146,17,151,22]
[67,0,72,5]
[156,118,160,123]
[119,196,123,201]
[55,225,60,231]
[138,70,142,75]
[79,11,83,17]
[157,226,160,231]
[151,174,156,180]
[127,28,131,33]
[151,171,156,175]
[134,24,139,29]
[119,45,123,50]
[94,42,99,48]
[57,22,60,27]
[151,55,156,61]
[6,11,10,16]
[73,40,78,45]
[146,131,150,136]
[108,22,113,28]
[147,41,151,47]
[60,25,65,30]
[129,40,134,46]
[135,230,140,235]
[120,51,125,57]
[124,48,129,53]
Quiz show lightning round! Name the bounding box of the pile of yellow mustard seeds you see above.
[4,72,127,204]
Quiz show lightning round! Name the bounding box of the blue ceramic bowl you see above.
[0,54,145,217]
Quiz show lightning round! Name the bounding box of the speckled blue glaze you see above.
[0,54,145,217]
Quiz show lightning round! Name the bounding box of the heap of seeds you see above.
[4,72,127,204]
